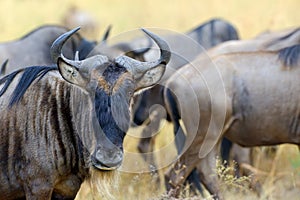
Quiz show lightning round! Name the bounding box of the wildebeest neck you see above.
[0,65,57,107]
[278,44,300,67]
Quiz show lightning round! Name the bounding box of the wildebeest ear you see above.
[134,63,165,92]
[114,28,170,92]
[58,58,88,86]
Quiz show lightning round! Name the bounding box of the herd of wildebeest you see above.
[0,17,299,200]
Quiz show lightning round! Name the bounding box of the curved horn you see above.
[50,27,81,65]
[101,25,112,42]
[51,27,110,76]
[115,28,171,79]
[0,59,8,76]
[131,36,153,56]
[141,28,170,64]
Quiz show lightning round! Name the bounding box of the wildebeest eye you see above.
[126,88,135,102]
[123,79,134,97]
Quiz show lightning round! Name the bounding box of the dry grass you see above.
[75,121,300,200]
[0,0,299,41]
[0,0,299,199]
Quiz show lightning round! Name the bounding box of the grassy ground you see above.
[75,122,300,200]
[0,0,299,199]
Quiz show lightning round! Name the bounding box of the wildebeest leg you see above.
[185,168,204,196]
[232,144,252,178]
[177,120,203,195]
[138,107,166,170]
[220,137,232,166]
[165,137,214,197]
[173,116,203,195]
[164,87,202,195]
[165,147,222,199]
[137,136,155,163]
[196,144,223,200]
[187,116,238,199]
[164,158,198,197]
[231,144,262,195]
[165,88,186,154]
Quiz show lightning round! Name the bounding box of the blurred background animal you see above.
[62,5,100,39]
[0,25,96,75]
[163,42,300,199]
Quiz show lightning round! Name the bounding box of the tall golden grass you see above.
[0,0,299,199]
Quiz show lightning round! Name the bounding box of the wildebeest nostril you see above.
[92,148,123,170]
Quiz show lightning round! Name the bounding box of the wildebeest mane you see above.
[0,65,57,107]
[187,18,239,46]
[278,44,300,67]
[77,38,97,59]
[265,28,300,48]
[187,18,221,35]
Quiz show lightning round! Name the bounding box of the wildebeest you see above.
[160,26,300,164]
[0,27,170,199]
[139,18,239,83]
[206,27,300,56]
[129,19,239,194]
[193,26,300,181]
[89,25,152,62]
[0,24,152,78]
[0,25,97,75]
[162,26,300,195]
[163,43,300,199]
[62,5,99,39]
[187,26,300,176]
[132,18,239,159]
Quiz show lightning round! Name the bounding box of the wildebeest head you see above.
[51,27,170,170]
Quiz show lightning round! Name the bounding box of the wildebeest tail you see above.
[278,44,300,68]
[164,87,186,154]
